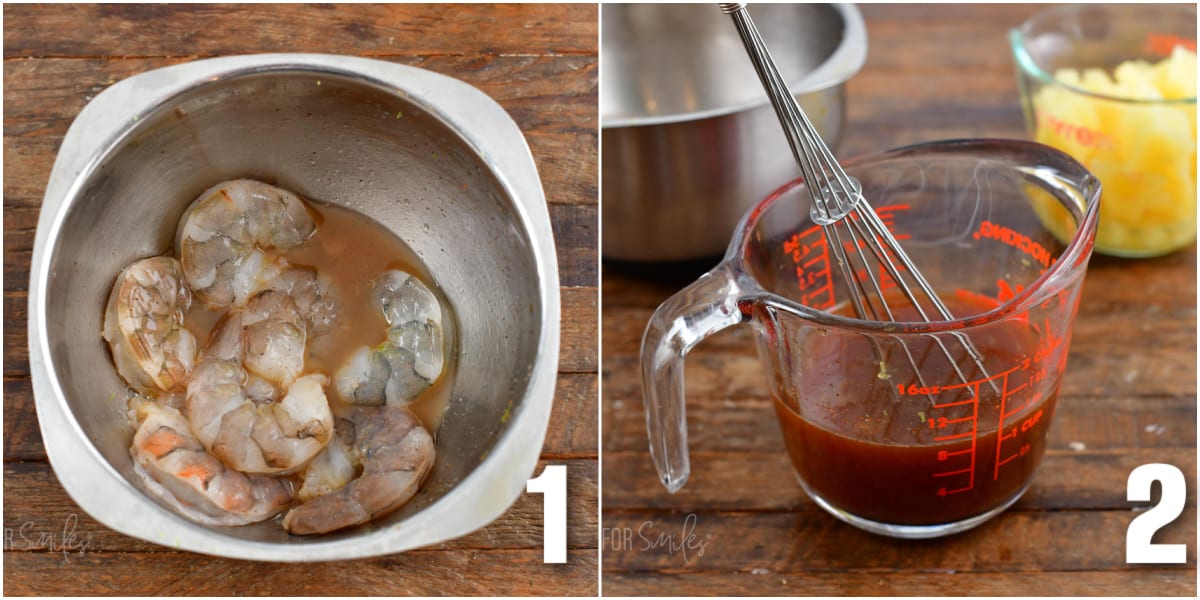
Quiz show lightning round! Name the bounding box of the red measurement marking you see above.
[973,220,1053,269]
[938,448,972,461]
[784,224,836,310]
[932,393,979,495]
[992,374,1046,481]
[935,431,975,442]
[784,205,918,311]
[1146,32,1196,55]
[933,467,972,478]
[938,485,972,497]
[874,204,911,241]
[932,398,976,410]
[1001,392,1037,420]
[992,372,1011,481]
[800,283,833,308]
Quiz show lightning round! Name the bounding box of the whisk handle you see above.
[718,3,746,14]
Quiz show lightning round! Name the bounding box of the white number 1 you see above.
[527,465,567,563]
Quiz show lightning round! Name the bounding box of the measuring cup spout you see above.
[641,264,749,493]
[1013,144,1103,272]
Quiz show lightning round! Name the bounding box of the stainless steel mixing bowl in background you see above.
[27,54,560,560]
[602,3,867,261]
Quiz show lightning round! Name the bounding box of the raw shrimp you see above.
[258,258,338,337]
[102,256,197,394]
[177,179,317,308]
[333,270,445,406]
[282,405,435,535]
[295,427,356,503]
[187,290,334,474]
[130,398,292,526]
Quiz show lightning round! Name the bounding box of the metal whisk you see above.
[719,2,997,394]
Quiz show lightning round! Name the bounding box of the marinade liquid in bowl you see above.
[105,179,457,535]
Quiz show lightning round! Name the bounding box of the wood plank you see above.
[3,548,598,596]
[4,458,595,554]
[602,570,1195,597]
[4,286,595,386]
[543,373,597,458]
[560,286,598,373]
[3,371,596,463]
[3,55,598,207]
[600,508,1195,574]
[600,251,1198,310]
[602,391,1196,453]
[596,3,1196,594]
[2,378,40,461]
[841,72,1025,158]
[599,332,1197,401]
[856,4,1040,67]
[550,203,598,287]
[600,447,1196,512]
[0,53,601,135]
[2,4,598,59]
[6,287,594,460]
[4,2,599,595]
[3,292,30,378]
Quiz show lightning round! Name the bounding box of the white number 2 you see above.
[1126,463,1187,564]
[527,465,567,563]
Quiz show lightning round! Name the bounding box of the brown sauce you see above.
[773,294,1057,526]
[181,200,455,433]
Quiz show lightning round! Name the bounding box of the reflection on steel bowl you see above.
[602,3,867,262]
[28,54,560,561]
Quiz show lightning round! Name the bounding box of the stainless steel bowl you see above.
[27,54,560,560]
[602,3,867,261]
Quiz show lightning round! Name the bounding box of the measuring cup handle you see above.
[641,263,749,493]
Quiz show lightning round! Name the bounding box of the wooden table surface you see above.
[601,4,1197,596]
[3,4,597,595]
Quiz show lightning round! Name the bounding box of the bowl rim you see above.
[1009,3,1198,106]
[600,2,868,128]
[726,138,1102,334]
[27,53,561,561]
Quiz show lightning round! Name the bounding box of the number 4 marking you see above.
[527,465,567,563]
[1126,463,1187,564]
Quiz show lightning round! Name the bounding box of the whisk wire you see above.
[721,2,999,396]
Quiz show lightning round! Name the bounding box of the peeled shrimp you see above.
[102,256,197,393]
[187,290,333,474]
[333,270,445,406]
[283,405,435,535]
[130,399,292,526]
[295,428,356,503]
[258,258,338,337]
[177,179,317,308]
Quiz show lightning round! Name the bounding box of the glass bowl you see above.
[1011,4,1196,257]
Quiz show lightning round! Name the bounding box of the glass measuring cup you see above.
[642,139,1100,538]
[1010,4,1196,257]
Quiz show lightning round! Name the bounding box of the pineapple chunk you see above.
[1030,47,1197,256]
